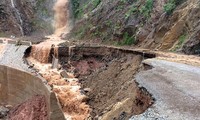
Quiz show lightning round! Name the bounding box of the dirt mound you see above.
[8,95,48,120]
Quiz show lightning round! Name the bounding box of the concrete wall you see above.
[0,65,65,120]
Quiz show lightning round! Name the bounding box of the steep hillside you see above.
[0,0,54,37]
[71,0,200,55]
[0,0,200,55]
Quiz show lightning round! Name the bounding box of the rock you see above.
[83,88,92,93]
[60,70,75,78]
[0,106,9,118]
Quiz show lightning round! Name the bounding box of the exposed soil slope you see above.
[79,55,153,119]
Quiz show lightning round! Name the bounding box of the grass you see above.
[118,32,136,45]
[0,32,6,37]
[171,34,187,51]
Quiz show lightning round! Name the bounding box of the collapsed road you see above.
[0,39,200,119]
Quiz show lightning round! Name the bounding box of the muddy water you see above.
[30,45,52,63]
[53,0,72,36]
[29,41,61,63]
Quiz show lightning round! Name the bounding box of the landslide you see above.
[59,46,154,119]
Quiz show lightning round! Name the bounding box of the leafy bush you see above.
[163,0,186,15]
[92,0,101,8]
[71,0,81,18]
[125,5,137,19]
[171,33,187,51]
[121,32,135,45]
[163,1,176,14]
[140,0,154,18]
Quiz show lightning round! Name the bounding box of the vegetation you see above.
[119,32,136,45]
[72,0,101,19]
[71,0,81,19]
[35,0,49,17]
[125,5,137,19]
[140,0,154,18]
[163,0,176,15]
[171,33,187,51]
[0,32,6,37]
[92,0,101,8]
[163,0,186,15]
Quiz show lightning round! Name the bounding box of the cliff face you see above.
[71,0,200,55]
[0,0,54,37]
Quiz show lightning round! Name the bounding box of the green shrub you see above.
[71,0,81,18]
[163,0,186,15]
[121,32,135,45]
[171,33,187,51]
[92,0,101,8]
[125,5,137,19]
[163,1,176,14]
[140,0,154,18]
[178,34,187,46]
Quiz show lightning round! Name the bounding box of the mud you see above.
[8,95,48,120]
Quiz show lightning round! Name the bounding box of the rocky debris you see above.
[60,70,75,78]
[130,107,168,120]
[0,106,9,119]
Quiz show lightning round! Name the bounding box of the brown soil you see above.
[8,95,48,120]
[76,55,153,119]
[70,57,105,77]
